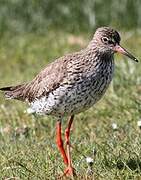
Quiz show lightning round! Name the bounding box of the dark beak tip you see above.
[135,58,139,63]
[115,45,139,63]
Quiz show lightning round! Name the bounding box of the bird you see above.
[0,27,138,177]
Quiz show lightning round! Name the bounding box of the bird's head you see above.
[92,27,138,62]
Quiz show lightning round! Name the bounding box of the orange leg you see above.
[64,115,75,176]
[56,120,68,165]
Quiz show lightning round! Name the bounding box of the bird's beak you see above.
[114,44,138,62]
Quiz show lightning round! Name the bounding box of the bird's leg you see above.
[56,120,68,165]
[63,115,76,176]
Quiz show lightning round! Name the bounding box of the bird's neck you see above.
[87,39,114,62]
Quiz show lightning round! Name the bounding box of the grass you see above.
[0,29,141,179]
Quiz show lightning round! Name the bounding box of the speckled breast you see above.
[30,58,114,116]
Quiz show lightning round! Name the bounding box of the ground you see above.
[0,30,141,179]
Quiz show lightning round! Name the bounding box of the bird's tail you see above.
[0,83,27,101]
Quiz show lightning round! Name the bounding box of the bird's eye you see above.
[102,37,109,43]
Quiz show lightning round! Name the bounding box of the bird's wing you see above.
[0,52,82,102]
[22,54,75,102]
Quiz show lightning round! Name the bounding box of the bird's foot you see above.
[63,166,76,177]
[57,166,76,179]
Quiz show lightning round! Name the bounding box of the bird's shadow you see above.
[117,158,141,172]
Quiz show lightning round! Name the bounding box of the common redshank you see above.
[0,27,138,176]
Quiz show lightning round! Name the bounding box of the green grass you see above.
[0,30,141,179]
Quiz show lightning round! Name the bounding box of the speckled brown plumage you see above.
[0,27,138,177]
[0,27,138,117]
